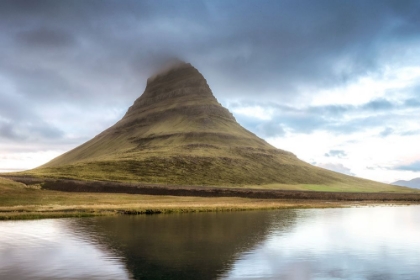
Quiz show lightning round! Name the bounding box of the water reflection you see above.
[223,206,420,280]
[0,219,131,280]
[72,211,290,279]
[1,206,420,280]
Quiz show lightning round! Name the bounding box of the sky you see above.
[1,0,420,183]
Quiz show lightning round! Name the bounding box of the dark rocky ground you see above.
[4,175,420,202]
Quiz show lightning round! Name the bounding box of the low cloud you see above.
[394,161,420,172]
[317,163,355,176]
[325,150,347,158]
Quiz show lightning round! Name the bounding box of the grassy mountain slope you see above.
[15,63,409,192]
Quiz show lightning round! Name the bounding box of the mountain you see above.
[22,62,407,191]
[393,178,420,189]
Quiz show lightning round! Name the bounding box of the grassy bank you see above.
[0,177,418,220]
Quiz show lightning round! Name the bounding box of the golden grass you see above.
[0,177,418,220]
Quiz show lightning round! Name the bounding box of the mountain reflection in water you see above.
[72,211,291,279]
[1,207,420,280]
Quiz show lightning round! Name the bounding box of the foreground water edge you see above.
[1,198,418,220]
[1,205,420,280]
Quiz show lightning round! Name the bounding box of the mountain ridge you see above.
[393,178,420,189]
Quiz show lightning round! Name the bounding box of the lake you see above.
[1,205,420,279]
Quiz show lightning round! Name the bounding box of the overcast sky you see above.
[1,0,420,183]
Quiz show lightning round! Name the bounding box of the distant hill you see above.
[14,62,412,192]
[392,178,420,189]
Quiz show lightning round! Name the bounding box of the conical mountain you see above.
[31,63,395,190]
[42,62,276,168]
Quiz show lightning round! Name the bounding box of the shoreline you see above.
[1,199,418,221]
[1,175,420,220]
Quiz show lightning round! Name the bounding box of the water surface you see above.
[1,206,420,279]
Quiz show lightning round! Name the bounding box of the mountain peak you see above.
[125,62,219,120]
[147,61,195,84]
[34,63,392,190]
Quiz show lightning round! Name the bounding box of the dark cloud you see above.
[16,27,76,49]
[394,161,420,172]
[2,64,79,102]
[0,0,419,161]
[1,0,420,102]
[325,150,347,158]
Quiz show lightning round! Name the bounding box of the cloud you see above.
[256,122,285,138]
[0,122,20,140]
[16,27,76,49]
[362,99,394,111]
[317,163,355,176]
[401,130,420,136]
[379,127,394,137]
[1,1,420,109]
[229,96,420,136]
[394,161,420,172]
[1,0,420,102]
[404,98,420,108]
[325,150,347,158]
[0,0,420,179]
[0,87,65,142]
[0,119,64,142]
